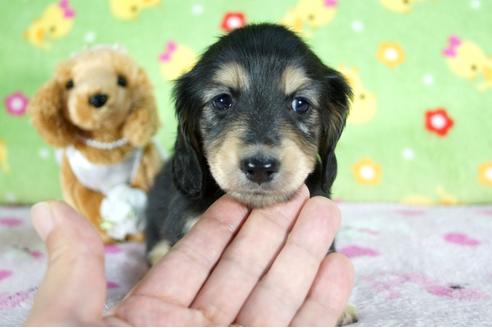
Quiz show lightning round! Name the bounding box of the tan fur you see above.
[213,62,250,90]
[277,130,317,190]
[148,240,171,265]
[183,216,200,234]
[131,143,162,190]
[205,126,316,208]
[29,47,163,243]
[337,305,358,326]
[282,65,311,95]
[60,155,112,243]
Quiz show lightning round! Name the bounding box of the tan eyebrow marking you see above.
[281,65,312,95]
[213,62,250,90]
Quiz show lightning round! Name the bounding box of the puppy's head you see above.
[173,24,351,207]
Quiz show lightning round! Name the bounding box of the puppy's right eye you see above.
[291,97,310,114]
[65,80,74,90]
[212,94,233,111]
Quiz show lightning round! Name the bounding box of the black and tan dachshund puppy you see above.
[146,23,351,265]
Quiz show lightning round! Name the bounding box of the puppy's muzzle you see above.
[88,93,108,108]
[240,156,279,184]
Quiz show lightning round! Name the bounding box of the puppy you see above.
[146,22,350,258]
[146,23,355,325]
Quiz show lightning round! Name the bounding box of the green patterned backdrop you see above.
[0,0,491,204]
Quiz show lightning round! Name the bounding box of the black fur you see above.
[145,23,351,254]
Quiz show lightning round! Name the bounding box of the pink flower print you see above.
[4,92,29,116]
[0,217,23,227]
[395,208,426,216]
[105,244,123,254]
[324,0,337,7]
[29,250,44,259]
[339,245,379,258]
[0,287,37,308]
[159,41,177,62]
[0,270,12,281]
[59,0,75,18]
[442,35,461,58]
[444,232,481,246]
[107,281,119,289]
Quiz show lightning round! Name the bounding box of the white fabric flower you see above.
[100,184,147,240]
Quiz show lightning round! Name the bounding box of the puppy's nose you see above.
[240,157,279,184]
[88,94,108,108]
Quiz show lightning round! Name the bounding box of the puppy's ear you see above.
[171,72,206,198]
[29,65,77,148]
[318,69,352,194]
[123,67,160,146]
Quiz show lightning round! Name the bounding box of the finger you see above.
[191,185,309,324]
[290,253,355,326]
[25,201,106,326]
[118,195,249,310]
[236,196,341,326]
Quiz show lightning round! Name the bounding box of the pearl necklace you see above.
[79,136,129,150]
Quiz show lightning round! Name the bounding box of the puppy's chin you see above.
[226,188,298,208]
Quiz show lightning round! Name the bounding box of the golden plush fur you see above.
[30,47,162,243]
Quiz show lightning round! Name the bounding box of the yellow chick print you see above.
[282,0,337,35]
[159,41,197,81]
[109,0,160,20]
[0,140,9,173]
[338,66,377,124]
[443,35,492,91]
[24,0,75,49]
[402,186,459,205]
[379,0,422,13]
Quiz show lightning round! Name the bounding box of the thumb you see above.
[26,201,106,326]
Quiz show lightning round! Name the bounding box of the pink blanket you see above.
[0,204,491,326]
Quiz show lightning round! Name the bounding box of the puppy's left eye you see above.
[117,75,127,87]
[291,97,310,114]
[212,94,233,111]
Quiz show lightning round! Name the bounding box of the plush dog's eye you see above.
[117,75,127,87]
[212,94,233,110]
[65,80,74,90]
[291,97,310,114]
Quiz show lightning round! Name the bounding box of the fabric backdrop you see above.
[0,0,491,204]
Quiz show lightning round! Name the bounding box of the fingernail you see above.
[31,202,55,241]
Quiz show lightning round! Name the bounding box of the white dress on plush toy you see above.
[64,146,147,240]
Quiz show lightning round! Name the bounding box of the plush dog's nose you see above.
[88,94,108,108]
[241,157,279,184]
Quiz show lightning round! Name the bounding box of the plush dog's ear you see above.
[171,72,207,198]
[123,67,160,146]
[318,69,352,194]
[29,73,77,148]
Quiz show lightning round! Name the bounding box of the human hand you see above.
[26,186,354,326]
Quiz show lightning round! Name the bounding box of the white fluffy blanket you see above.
[0,203,491,326]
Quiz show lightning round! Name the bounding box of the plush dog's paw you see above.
[337,305,358,326]
[147,240,171,266]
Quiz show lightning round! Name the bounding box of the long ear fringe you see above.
[171,125,204,198]
[171,72,206,198]
[319,70,352,194]
[29,80,77,148]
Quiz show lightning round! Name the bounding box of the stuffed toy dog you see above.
[30,46,162,243]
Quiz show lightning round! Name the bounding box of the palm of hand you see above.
[27,187,353,326]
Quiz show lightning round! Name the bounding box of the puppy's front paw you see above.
[337,305,358,326]
[147,240,172,266]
